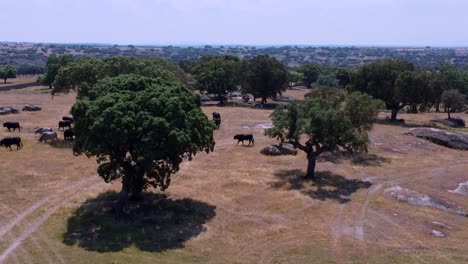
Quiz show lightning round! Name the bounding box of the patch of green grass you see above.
[431,122,468,132]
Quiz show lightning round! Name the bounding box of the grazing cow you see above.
[62,116,74,123]
[39,132,58,142]
[234,134,255,146]
[0,137,23,150]
[58,120,72,131]
[3,122,21,132]
[35,127,53,134]
[212,112,221,129]
[64,128,74,140]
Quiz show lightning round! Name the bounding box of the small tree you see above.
[441,89,465,119]
[266,90,382,178]
[242,54,288,104]
[350,59,415,121]
[299,64,321,88]
[192,55,241,103]
[40,55,73,89]
[72,75,215,210]
[0,66,16,83]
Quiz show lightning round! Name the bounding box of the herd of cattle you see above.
[1,111,255,151]
[0,116,74,151]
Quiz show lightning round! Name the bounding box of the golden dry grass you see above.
[0,87,467,264]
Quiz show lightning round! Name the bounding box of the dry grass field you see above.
[0,82,467,264]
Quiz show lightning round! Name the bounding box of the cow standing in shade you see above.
[64,128,74,140]
[212,112,221,129]
[62,116,74,123]
[58,120,72,131]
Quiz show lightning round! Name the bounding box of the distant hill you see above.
[1,42,467,69]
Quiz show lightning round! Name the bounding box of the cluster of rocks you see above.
[402,128,468,150]
[22,104,42,111]
[0,106,19,115]
[0,104,42,115]
[260,143,298,156]
[449,181,468,196]
[384,186,467,217]
[430,117,466,128]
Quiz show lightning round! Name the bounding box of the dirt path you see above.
[0,176,103,264]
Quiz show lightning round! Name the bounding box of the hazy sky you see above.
[2,0,468,46]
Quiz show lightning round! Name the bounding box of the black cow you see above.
[64,128,74,140]
[3,122,21,132]
[212,112,221,129]
[58,120,72,131]
[234,134,254,146]
[62,116,74,123]
[0,137,23,150]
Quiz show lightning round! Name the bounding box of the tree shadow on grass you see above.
[318,151,390,166]
[63,191,216,253]
[48,139,73,149]
[270,170,372,203]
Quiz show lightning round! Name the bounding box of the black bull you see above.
[234,134,254,146]
[0,137,23,150]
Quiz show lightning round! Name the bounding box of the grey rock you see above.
[22,104,42,111]
[431,230,445,238]
[260,145,282,156]
[384,186,468,217]
[403,128,468,150]
[0,106,19,115]
[273,143,298,155]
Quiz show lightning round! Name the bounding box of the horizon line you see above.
[1,40,468,49]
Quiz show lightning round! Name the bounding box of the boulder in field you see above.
[261,143,298,156]
[274,143,298,155]
[260,145,282,156]
[22,104,42,111]
[402,128,468,150]
[0,106,19,115]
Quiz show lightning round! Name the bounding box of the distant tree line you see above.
[42,54,467,122]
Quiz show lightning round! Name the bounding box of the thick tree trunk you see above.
[435,102,440,113]
[390,108,398,122]
[130,167,145,201]
[305,155,316,179]
[448,110,451,119]
[410,105,418,114]
[3,78,6,84]
[261,96,267,105]
[115,176,130,213]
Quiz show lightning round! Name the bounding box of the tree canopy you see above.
[72,74,215,209]
[299,64,321,88]
[441,89,466,119]
[192,55,241,103]
[52,57,189,97]
[0,66,17,83]
[39,55,73,88]
[350,59,417,121]
[242,54,288,104]
[266,88,383,178]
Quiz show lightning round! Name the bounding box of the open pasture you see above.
[0,86,467,264]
